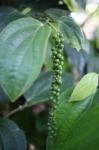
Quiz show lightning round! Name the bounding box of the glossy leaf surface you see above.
[70,73,98,102]
[59,16,85,50]
[64,105,99,150]
[0,7,24,32]
[0,119,27,150]
[47,87,94,150]
[0,17,51,101]
[24,72,74,106]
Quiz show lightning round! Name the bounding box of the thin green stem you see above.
[4,104,27,118]
[48,22,58,33]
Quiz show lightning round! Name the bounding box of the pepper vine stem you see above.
[4,103,28,118]
[47,21,59,33]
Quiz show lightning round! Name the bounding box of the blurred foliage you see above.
[0,0,99,150]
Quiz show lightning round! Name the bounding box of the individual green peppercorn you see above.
[55,59,60,63]
[52,35,58,40]
[51,55,56,60]
[53,51,58,55]
[58,65,63,70]
[59,55,64,61]
[58,44,64,49]
[55,39,61,44]
[61,61,64,66]
[57,53,63,59]
[55,69,62,75]
[53,99,57,103]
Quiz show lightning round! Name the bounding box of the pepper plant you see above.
[0,1,99,150]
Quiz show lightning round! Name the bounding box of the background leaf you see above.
[92,88,99,106]
[0,119,27,150]
[63,105,99,150]
[59,16,85,50]
[0,87,9,103]
[47,87,94,150]
[87,56,99,73]
[0,17,51,101]
[46,10,85,50]
[64,44,88,75]
[0,7,24,32]
[24,71,74,106]
[69,73,98,102]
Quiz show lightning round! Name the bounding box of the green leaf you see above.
[64,105,99,150]
[0,7,24,32]
[24,72,74,106]
[45,8,69,20]
[24,71,52,105]
[46,12,86,51]
[0,7,18,16]
[64,44,88,75]
[96,28,99,49]
[0,87,9,103]
[0,17,51,102]
[0,119,27,150]
[47,87,94,150]
[59,16,85,50]
[69,73,98,102]
[46,10,86,51]
[45,47,53,70]
[87,57,99,73]
[92,88,99,107]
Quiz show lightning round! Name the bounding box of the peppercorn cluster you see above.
[48,32,64,138]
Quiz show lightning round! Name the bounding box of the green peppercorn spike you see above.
[48,32,64,138]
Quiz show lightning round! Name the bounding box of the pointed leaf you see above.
[0,119,27,150]
[0,7,24,32]
[59,16,85,50]
[24,72,74,106]
[69,73,98,102]
[0,17,51,101]
[47,87,94,150]
[64,105,99,150]
[64,44,88,75]
[92,88,99,106]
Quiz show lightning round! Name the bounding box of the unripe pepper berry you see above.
[48,32,64,138]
